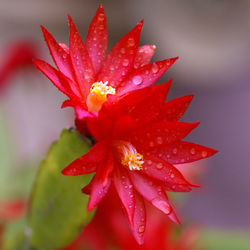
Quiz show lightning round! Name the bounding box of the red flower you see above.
[64,191,200,250]
[0,41,37,93]
[62,82,217,244]
[34,5,177,120]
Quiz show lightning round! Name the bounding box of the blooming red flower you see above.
[62,82,217,244]
[34,5,177,120]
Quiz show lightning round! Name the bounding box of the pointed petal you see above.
[162,182,192,192]
[114,167,135,224]
[133,44,156,69]
[81,181,92,194]
[34,59,77,98]
[61,142,107,176]
[154,141,218,164]
[86,5,108,73]
[129,192,146,245]
[68,15,95,98]
[158,95,194,122]
[117,57,178,95]
[130,172,172,215]
[97,21,143,88]
[41,26,75,81]
[126,122,200,150]
[168,208,181,225]
[142,155,196,186]
[87,154,113,211]
[128,81,171,125]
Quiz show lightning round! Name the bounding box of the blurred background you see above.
[0,0,250,249]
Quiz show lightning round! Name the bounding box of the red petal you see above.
[133,44,156,69]
[154,141,218,165]
[68,15,95,98]
[158,95,194,122]
[97,21,143,88]
[129,192,146,245]
[142,155,195,186]
[128,81,171,125]
[168,209,181,225]
[114,167,135,224]
[81,181,92,195]
[130,172,172,215]
[41,26,75,81]
[58,42,69,53]
[61,142,107,176]
[117,57,178,95]
[34,59,77,98]
[85,5,108,73]
[126,122,200,150]
[87,154,113,211]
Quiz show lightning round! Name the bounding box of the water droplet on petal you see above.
[98,14,105,22]
[170,173,175,178]
[156,136,163,145]
[172,148,178,154]
[122,59,129,66]
[151,63,159,74]
[152,198,171,214]
[132,75,143,85]
[109,65,115,71]
[190,148,196,155]
[156,163,163,170]
[128,37,135,47]
[138,225,145,233]
[120,48,126,54]
[201,151,208,158]
[147,160,152,165]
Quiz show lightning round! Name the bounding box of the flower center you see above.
[116,142,144,171]
[86,81,116,113]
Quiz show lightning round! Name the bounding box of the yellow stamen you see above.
[116,142,144,171]
[86,81,116,113]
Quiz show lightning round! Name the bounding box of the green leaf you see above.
[28,129,94,249]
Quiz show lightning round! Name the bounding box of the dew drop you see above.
[152,198,171,214]
[151,63,159,74]
[172,148,178,154]
[170,173,175,178]
[138,225,145,233]
[190,148,196,155]
[156,136,163,145]
[120,48,126,54]
[62,54,67,59]
[132,75,143,85]
[122,59,129,67]
[98,24,104,30]
[109,65,115,71]
[147,160,152,165]
[201,151,208,158]
[98,14,105,21]
[128,38,135,47]
[156,163,163,170]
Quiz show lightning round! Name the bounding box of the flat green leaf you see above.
[28,129,94,249]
